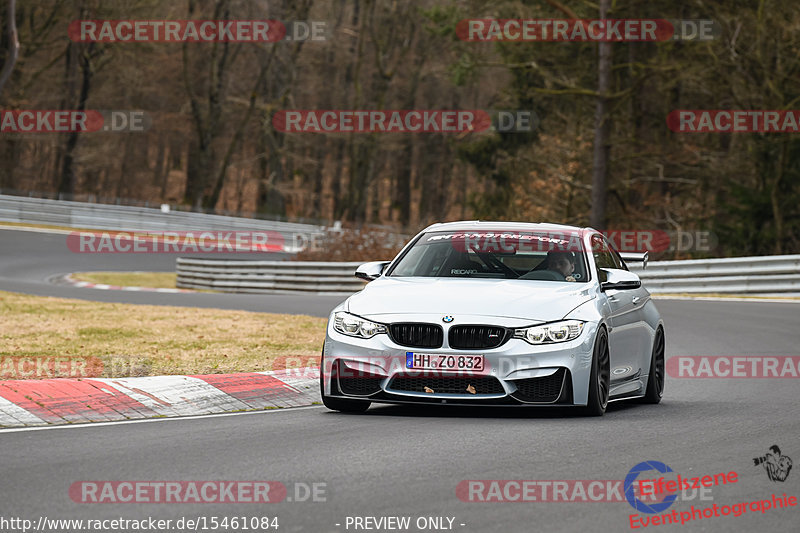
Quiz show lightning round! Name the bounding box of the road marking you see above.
[0,404,325,433]
[93,375,251,416]
[0,395,47,426]
[61,273,193,293]
[0,379,157,423]
[0,224,73,235]
[193,373,305,409]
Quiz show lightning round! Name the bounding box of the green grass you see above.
[0,291,326,378]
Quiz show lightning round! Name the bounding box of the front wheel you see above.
[638,327,665,404]
[582,327,610,416]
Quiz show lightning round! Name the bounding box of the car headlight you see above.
[513,320,585,344]
[333,311,387,339]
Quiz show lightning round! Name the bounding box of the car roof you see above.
[420,220,595,235]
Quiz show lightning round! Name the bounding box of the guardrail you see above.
[0,194,324,250]
[176,258,365,294]
[176,255,800,295]
[629,254,800,294]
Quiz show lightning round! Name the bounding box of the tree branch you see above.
[0,0,20,97]
[542,0,580,19]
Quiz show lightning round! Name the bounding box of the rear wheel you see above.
[639,327,665,404]
[320,353,371,413]
[583,327,610,416]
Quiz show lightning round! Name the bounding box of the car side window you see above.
[602,237,625,270]
[591,234,618,269]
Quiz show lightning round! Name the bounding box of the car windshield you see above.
[388,230,589,282]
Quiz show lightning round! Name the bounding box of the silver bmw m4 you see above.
[321,221,665,416]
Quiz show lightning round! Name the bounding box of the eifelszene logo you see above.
[625,461,678,514]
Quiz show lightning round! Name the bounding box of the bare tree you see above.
[0,0,19,97]
[590,0,611,230]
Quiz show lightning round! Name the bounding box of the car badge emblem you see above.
[442,315,454,323]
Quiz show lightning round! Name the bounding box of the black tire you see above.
[583,327,610,416]
[319,353,371,413]
[639,327,665,404]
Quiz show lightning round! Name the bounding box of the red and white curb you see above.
[0,369,319,427]
[58,273,194,293]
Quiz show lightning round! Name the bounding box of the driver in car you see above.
[546,251,577,282]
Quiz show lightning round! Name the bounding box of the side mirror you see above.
[600,268,642,291]
[355,261,390,281]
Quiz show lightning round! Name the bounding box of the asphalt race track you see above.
[0,228,345,317]
[1,226,799,532]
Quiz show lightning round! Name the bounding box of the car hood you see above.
[347,277,595,322]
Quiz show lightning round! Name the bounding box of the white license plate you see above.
[405,352,484,371]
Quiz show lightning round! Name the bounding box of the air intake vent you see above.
[388,376,505,395]
[336,360,383,396]
[512,368,567,403]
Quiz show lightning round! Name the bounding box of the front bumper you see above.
[322,315,599,406]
